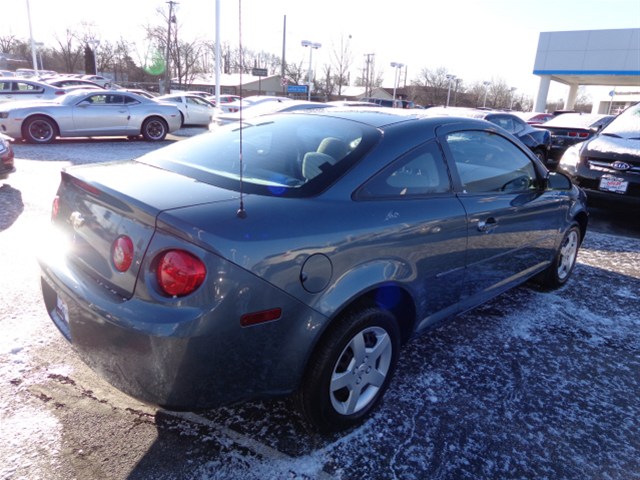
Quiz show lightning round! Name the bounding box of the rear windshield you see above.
[137,113,380,197]
[601,103,640,140]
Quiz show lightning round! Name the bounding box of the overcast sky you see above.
[3,0,639,100]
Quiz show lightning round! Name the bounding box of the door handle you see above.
[477,217,498,233]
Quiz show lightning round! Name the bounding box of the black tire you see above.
[23,116,57,144]
[297,306,401,432]
[534,148,547,164]
[537,223,581,289]
[141,117,168,141]
[179,112,185,128]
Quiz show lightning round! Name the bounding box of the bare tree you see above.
[53,29,83,73]
[0,35,19,53]
[330,34,353,96]
[411,66,449,105]
[285,60,305,85]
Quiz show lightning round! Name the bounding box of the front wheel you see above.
[537,223,581,289]
[141,117,168,141]
[297,306,400,432]
[534,148,547,164]
[23,116,57,144]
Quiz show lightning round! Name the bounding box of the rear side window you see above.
[358,141,451,198]
[444,131,537,193]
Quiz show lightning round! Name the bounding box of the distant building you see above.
[533,28,640,113]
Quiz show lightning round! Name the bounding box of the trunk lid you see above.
[53,160,238,298]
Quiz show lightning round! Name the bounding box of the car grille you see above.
[587,159,640,176]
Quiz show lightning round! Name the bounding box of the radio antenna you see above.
[236,0,247,219]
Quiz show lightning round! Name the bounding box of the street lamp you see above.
[301,40,321,101]
[88,39,100,75]
[446,74,456,107]
[390,62,404,107]
[482,81,491,108]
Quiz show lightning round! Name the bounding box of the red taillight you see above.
[156,250,206,297]
[54,90,66,96]
[578,132,589,138]
[51,196,60,221]
[112,235,134,272]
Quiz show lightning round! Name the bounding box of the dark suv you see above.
[557,102,640,205]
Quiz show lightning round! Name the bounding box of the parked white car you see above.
[0,78,67,103]
[156,93,216,127]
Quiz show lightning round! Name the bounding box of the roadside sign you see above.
[252,68,268,77]
[287,85,308,94]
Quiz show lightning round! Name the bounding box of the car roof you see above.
[542,113,613,128]
[285,106,494,130]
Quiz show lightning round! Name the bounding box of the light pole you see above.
[301,40,321,101]
[26,0,38,72]
[509,87,517,110]
[34,42,44,70]
[454,77,462,106]
[482,81,491,108]
[390,62,404,107]
[446,74,456,107]
[88,39,100,75]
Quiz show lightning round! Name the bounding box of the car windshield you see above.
[138,113,380,197]
[601,103,640,139]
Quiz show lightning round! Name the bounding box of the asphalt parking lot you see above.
[1,135,639,480]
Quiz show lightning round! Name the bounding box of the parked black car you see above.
[557,102,640,205]
[0,133,15,180]
[428,108,553,166]
[537,113,614,163]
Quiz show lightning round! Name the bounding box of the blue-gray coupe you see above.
[39,108,588,431]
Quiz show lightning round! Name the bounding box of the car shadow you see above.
[125,257,640,479]
[0,183,24,231]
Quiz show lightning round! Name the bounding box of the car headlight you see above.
[558,143,582,176]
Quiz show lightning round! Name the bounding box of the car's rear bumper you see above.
[39,247,325,410]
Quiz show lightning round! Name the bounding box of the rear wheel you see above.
[297,306,400,432]
[141,117,168,141]
[537,223,581,289]
[23,116,57,144]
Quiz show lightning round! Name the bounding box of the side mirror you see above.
[546,171,572,190]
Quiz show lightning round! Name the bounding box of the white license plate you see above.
[599,175,628,194]
[55,295,69,324]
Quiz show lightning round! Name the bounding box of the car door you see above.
[356,140,468,329]
[439,128,564,307]
[71,93,130,134]
[185,96,214,125]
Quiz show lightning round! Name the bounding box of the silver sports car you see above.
[0,90,182,143]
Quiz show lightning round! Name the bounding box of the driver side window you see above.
[444,131,537,194]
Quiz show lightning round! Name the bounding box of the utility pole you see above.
[363,53,374,97]
[164,1,178,94]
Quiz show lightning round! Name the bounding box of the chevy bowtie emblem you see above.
[70,211,85,230]
[611,161,631,171]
